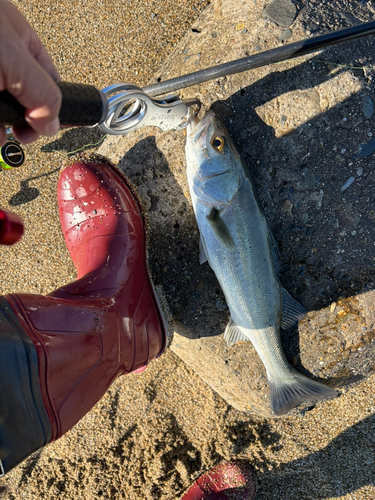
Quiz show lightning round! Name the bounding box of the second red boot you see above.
[180,461,257,500]
[5,155,170,444]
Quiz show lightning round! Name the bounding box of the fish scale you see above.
[185,110,337,416]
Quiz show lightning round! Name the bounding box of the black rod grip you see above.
[0,81,108,129]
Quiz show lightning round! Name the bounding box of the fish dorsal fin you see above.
[223,319,250,345]
[281,287,307,330]
[199,234,208,265]
[268,227,282,275]
[206,207,236,251]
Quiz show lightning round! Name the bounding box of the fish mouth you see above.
[188,111,217,145]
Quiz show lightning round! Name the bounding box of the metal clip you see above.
[99,83,200,135]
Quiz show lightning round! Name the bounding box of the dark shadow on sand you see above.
[255,414,375,499]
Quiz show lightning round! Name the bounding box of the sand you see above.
[0,0,375,499]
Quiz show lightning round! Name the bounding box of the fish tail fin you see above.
[269,372,337,416]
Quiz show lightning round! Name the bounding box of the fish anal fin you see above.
[269,372,337,416]
[206,207,236,251]
[224,319,250,345]
[281,287,307,330]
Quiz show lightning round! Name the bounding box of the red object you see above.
[180,461,257,500]
[0,209,24,245]
[5,157,167,441]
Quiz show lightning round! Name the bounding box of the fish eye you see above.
[212,136,225,152]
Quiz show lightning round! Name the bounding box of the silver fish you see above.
[185,110,336,416]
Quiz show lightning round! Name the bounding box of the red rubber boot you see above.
[180,461,257,500]
[4,156,168,444]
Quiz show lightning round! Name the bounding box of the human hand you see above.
[0,0,61,146]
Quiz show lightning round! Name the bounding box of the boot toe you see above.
[57,157,144,277]
[180,460,257,500]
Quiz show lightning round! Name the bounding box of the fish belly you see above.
[196,176,281,333]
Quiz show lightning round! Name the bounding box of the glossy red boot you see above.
[180,461,257,500]
[2,155,169,474]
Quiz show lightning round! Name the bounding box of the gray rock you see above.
[302,166,316,187]
[263,0,297,27]
[335,153,346,165]
[340,177,355,192]
[216,299,228,311]
[280,114,288,124]
[305,22,319,33]
[310,189,324,207]
[278,28,292,41]
[340,11,363,26]
[363,95,374,119]
[358,137,375,157]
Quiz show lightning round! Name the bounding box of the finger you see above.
[2,0,59,83]
[25,110,60,137]
[0,1,61,138]
[7,50,62,137]
[35,51,60,82]
[12,125,39,144]
[0,127,6,147]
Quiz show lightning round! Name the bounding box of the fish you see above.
[185,110,337,416]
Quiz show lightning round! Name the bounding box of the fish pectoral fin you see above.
[206,207,236,251]
[223,320,250,345]
[199,234,209,265]
[281,287,307,330]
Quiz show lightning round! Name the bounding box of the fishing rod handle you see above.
[0,81,108,129]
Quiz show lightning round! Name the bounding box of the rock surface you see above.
[262,0,297,27]
[99,0,375,417]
